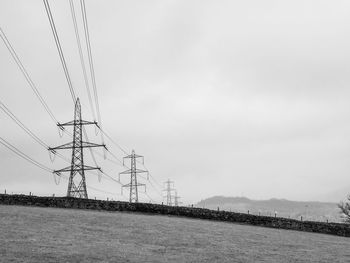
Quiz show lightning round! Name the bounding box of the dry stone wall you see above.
[0,194,349,237]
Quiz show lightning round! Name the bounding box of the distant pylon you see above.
[119,150,148,203]
[163,179,175,206]
[174,190,182,206]
[48,98,106,199]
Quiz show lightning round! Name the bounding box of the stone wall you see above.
[0,194,349,237]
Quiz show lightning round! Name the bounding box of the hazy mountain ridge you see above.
[196,196,344,223]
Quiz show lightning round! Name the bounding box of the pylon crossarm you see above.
[123,153,143,159]
[135,169,148,174]
[119,168,147,175]
[48,142,74,151]
[53,165,101,173]
[81,141,107,149]
[122,183,145,187]
[49,141,105,151]
[58,120,98,127]
[82,165,102,171]
[119,169,132,175]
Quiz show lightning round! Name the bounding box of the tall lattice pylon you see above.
[49,98,106,198]
[174,190,182,206]
[119,150,148,203]
[163,179,175,206]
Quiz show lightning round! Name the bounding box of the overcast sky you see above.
[0,0,349,203]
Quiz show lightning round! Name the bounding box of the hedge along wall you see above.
[0,194,349,237]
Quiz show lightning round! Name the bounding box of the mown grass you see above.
[0,205,349,262]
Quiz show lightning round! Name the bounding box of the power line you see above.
[140,162,163,190]
[101,170,122,186]
[1,26,125,198]
[105,149,124,166]
[78,103,124,167]
[78,94,129,168]
[145,177,163,198]
[100,129,129,155]
[43,1,107,187]
[0,100,47,149]
[68,0,134,173]
[135,159,163,194]
[0,27,58,124]
[1,101,76,165]
[69,0,120,179]
[94,150,124,167]
[0,99,72,164]
[69,0,96,121]
[0,136,52,172]
[43,0,76,103]
[83,127,125,186]
[83,126,101,181]
[3,3,163,202]
[0,27,74,139]
[43,0,124,177]
[149,173,163,190]
[80,0,104,146]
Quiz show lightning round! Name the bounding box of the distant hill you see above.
[196,196,344,223]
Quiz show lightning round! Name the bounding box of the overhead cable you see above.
[0,136,52,172]
[43,0,76,103]
[69,0,96,121]
[0,27,58,124]
[80,0,104,145]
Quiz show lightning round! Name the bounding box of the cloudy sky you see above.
[0,0,349,203]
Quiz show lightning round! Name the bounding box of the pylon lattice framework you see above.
[163,179,175,206]
[119,150,148,203]
[174,190,181,206]
[49,98,106,199]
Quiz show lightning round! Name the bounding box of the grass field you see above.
[0,205,349,262]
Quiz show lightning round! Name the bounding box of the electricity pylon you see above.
[163,179,175,206]
[174,190,182,206]
[119,150,148,203]
[48,98,106,199]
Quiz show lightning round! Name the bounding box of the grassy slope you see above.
[0,205,349,263]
